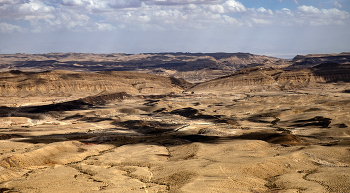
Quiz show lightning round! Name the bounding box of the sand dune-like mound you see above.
[1,87,350,192]
[0,70,193,98]
[189,63,350,93]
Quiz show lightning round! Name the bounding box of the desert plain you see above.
[0,53,350,193]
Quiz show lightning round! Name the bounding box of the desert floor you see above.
[1,88,350,192]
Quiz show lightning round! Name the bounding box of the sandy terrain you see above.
[1,89,350,192]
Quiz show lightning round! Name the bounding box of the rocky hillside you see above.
[0,70,193,98]
[189,63,350,93]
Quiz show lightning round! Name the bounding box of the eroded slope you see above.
[189,63,350,93]
[0,70,193,99]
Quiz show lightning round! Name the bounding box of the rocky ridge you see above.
[189,63,350,93]
[0,70,193,98]
[287,52,350,70]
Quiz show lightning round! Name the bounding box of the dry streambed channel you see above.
[0,92,350,192]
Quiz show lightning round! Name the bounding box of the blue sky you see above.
[0,0,349,58]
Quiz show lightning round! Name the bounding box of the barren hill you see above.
[189,63,350,93]
[0,70,193,98]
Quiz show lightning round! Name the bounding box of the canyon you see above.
[0,53,350,192]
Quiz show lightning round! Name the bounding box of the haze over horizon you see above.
[1,0,349,59]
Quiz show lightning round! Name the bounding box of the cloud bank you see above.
[0,0,349,57]
[0,0,348,32]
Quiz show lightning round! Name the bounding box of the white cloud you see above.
[254,7,273,15]
[257,7,266,12]
[207,4,225,13]
[223,0,246,13]
[183,3,197,10]
[280,8,292,15]
[0,22,22,33]
[0,0,55,19]
[61,0,87,6]
[333,1,342,8]
[251,18,271,25]
[0,0,29,5]
[297,5,321,14]
[244,7,274,26]
[96,22,115,31]
[295,6,349,26]
[108,0,143,9]
[222,14,241,25]
[96,0,247,30]
[151,0,224,6]
[321,8,349,20]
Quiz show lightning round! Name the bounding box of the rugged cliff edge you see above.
[189,63,350,93]
[287,52,350,70]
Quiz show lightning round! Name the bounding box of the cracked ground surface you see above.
[1,90,350,192]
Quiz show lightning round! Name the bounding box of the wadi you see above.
[0,52,350,193]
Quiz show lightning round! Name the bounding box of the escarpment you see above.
[189,63,350,93]
[309,63,350,82]
[0,70,193,97]
[287,52,350,70]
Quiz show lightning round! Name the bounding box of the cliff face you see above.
[0,70,193,97]
[287,53,350,70]
[309,62,350,82]
[189,63,350,93]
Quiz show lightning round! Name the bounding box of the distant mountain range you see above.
[0,52,349,83]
